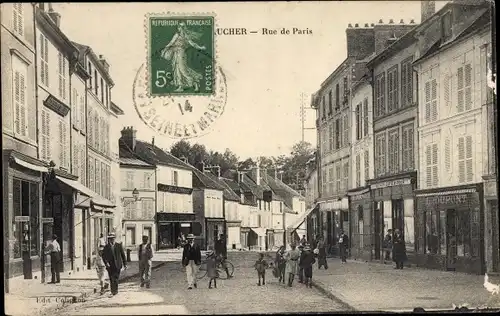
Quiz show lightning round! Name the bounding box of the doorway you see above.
[327,212,332,245]
[446,209,458,271]
[374,208,381,260]
[392,199,404,235]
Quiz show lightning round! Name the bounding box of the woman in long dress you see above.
[317,237,328,269]
[161,22,206,92]
[284,243,300,287]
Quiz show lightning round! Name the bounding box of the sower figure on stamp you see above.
[182,234,201,289]
[138,235,154,288]
[45,234,61,284]
[102,233,127,296]
[284,243,300,287]
[160,22,206,92]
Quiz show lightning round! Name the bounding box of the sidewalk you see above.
[5,261,166,316]
[311,257,500,312]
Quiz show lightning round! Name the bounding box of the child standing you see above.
[301,245,316,288]
[254,253,269,286]
[93,245,109,294]
[206,251,219,289]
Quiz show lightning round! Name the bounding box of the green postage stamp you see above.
[147,14,215,97]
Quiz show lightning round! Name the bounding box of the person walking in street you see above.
[215,234,232,279]
[284,243,300,287]
[297,244,305,283]
[338,230,349,263]
[254,252,269,286]
[102,233,127,296]
[182,233,201,289]
[99,233,107,248]
[138,235,154,288]
[45,234,61,284]
[93,245,109,295]
[275,246,286,284]
[316,236,328,270]
[383,229,393,262]
[392,228,407,269]
[299,235,307,247]
[301,244,316,288]
[206,250,219,289]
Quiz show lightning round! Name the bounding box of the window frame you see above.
[12,54,29,139]
[12,3,24,37]
[387,65,399,113]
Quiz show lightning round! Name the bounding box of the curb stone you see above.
[39,261,168,316]
[311,279,357,311]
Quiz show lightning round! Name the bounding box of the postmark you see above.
[133,63,227,139]
[146,13,216,97]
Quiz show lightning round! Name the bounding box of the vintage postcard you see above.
[2,1,498,316]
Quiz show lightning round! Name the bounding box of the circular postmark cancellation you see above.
[133,63,227,139]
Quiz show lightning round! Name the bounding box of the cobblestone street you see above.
[53,252,344,315]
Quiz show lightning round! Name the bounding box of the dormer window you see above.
[441,11,452,42]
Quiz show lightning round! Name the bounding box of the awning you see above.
[56,176,116,209]
[250,227,267,237]
[13,156,48,173]
[287,203,318,231]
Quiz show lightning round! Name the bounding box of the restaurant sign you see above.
[371,178,411,190]
[157,183,193,195]
[424,194,469,207]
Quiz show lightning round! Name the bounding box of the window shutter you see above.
[14,71,21,134]
[388,71,393,112]
[94,115,99,150]
[80,95,85,130]
[88,109,93,146]
[96,162,101,195]
[44,38,49,86]
[458,137,465,183]
[431,79,438,122]
[89,158,94,191]
[394,68,399,109]
[444,137,451,174]
[63,122,68,167]
[426,145,432,187]
[363,99,368,137]
[19,69,27,136]
[464,64,472,110]
[425,81,431,123]
[388,134,393,173]
[13,4,24,36]
[58,121,64,166]
[63,58,67,100]
[344,114,349,146]
[401,63,407,106]
[80,144,86,185]
[466,135,473,182]
[39,35,45,83]
[364,150,369,181]
[74,142,79,176]
[41,110,47,160]
[356,155,361,187]
[381,75,385,115]
[432,143,438,186]
[444,73,451,107]
[58,53,63,97]
[457,67,464,113]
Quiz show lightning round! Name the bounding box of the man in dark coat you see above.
[338,230,349,263]
[392,228,407,269]
[214,234,232,279]
[102,233,127,296]
[182,234,202,289]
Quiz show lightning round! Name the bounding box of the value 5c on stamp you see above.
[147,15,215,96]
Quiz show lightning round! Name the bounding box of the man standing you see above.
[138,235,154,288]
[284,242,300,287]
[102,233,127,296]
[299,235,307,247]
[215,234,232,279]
[338,230,349,263]
[182,234,201,289]
[45,234,61,284]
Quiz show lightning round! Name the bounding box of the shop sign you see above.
[424,194,469,207]
[350,192,370,201]
[371,178,411,190]
[14,216,29,222]
[157,183,193,195]
[41,218,54,223]
[156,212,196,222]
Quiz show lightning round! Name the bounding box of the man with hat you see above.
[44,234,61,284]
[284,242,300,287]
[138,235,154,288]
[301,244,316,288]
[297,244,305,283]
[182,233,202,289]
[102,232,127,296]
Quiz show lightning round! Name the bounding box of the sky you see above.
[55,1,448,160]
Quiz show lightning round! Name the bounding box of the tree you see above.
[170,140,192,163]
[238,158,256,170]
[279,141,314,189]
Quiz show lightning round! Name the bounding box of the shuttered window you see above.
[100,119,105,154]
[95,161,101,195]
[335,83,340,110]
[107,165,111,200]
[343,162,349,191]
[72,88,79,128]
[444,137,451,175]
[355,155,361,188]
[375,73,386,118]
[73,141,79,176]
[355,103,362,141]
[40,34,49,86]
[400,57,413,107]
[126,171,134,190]
[329,123,334,151]
[94,114,99,151]
[336,164,341,193]
[443,72,451,108]
[12,56,28,138]
[343,76,349,105]
[101,162,106,198]
[388,129,399,174]
[80,144,86,185]
[58,52,67,100]
[328,166,334,196]
[40,109,51,161]
[363,98,369,137]
[343,114,349,147]
[79,95,86,131]
[364,150,369,183]
[322,95,326,118]
[387,65,399,112]
[457,64,472,113]
[328,90,333,114]
[335,118,340,149]
[13,3,24,36]
[464,64,472,111]
[375,133,386,176]
[88,108,93,147]
[425,79,438,123]
[426,143,438,188]
[58,120,68,168]
[89,157,95,191]
[458,136,473,183]
[401,125,414,171]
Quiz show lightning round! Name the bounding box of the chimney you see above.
[410,19,416,24]
[180,156,188,164]
[47,4,61,28]
[120,126,137,152]
[199,161,205,172]
[98,54,110,74]
[274,169,278,179]
[389,19,394,24]
[252,166,261,186]
[421,1,436,22]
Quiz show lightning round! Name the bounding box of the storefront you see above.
[226,221,241,250]
[250,227,266,251]
[266,229,274,251]
[347,186,372,262]
[369,171,416,263]
[306,204,320,243]
[414,184,485,275]
[240,227,250,249]
[483,175,499,273]
[205,218,225,251]
[156,212,200,249]
[319,199,349,256]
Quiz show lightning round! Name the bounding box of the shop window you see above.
[426,210,439,254]
[12,179,39,259]
[456,210,471,257]
[126,226,136,246]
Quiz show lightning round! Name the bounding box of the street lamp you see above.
[121,188,141,206]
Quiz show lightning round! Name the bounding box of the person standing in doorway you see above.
[99,233,107,248]
[138,235,154,288]
[392,229,407,269]
[338,230,349,263]
[182,234,201,289]
[383,229,393,262]
[45,234,61,284]
[102,233,127,296]
[299,235,307,247]
[284,243,300,287]
[316,236,328,270]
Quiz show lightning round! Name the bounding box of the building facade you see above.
[413,1,492,274]
[109,102,124,242]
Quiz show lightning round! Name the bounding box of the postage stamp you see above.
[146,14,215,97]
[133,63,227,139]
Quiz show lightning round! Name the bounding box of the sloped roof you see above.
[134,140,192,171]
[263,174,304,209]
[191,168,224,190]
[204,173,241,202]
[241,173,265,199]
[119,141,153,167]
[72,41,114,86]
